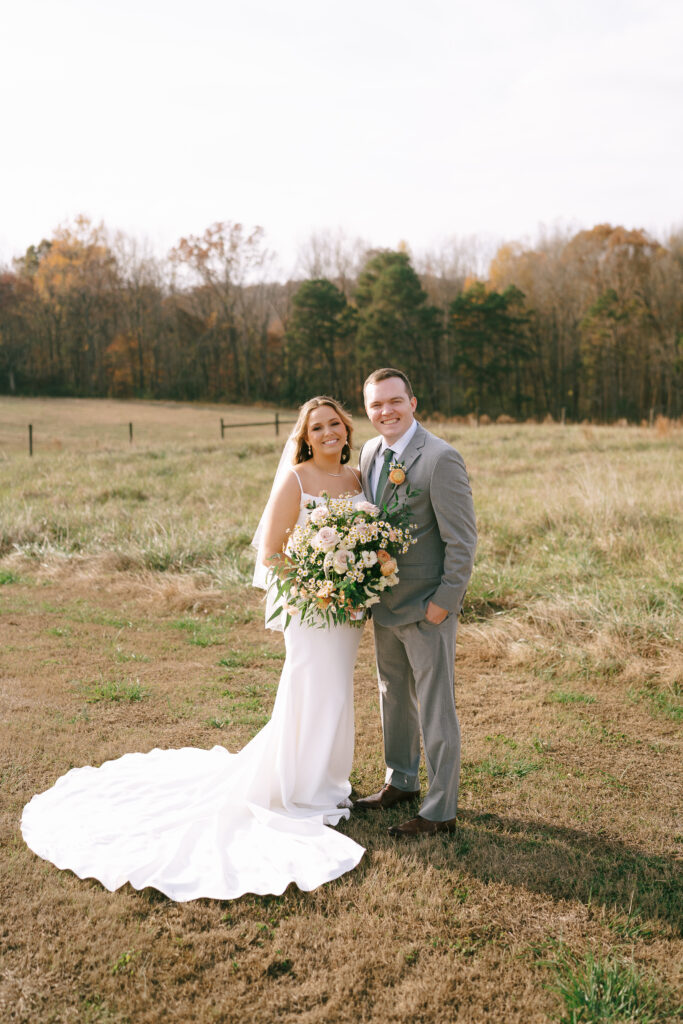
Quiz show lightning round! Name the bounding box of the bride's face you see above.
[306,406,347,459]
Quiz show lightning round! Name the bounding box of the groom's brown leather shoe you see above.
[388,815,457,837]
[354,784,420,810]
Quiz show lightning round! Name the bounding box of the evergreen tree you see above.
[355,250,442,409]
[449,282,531,417]
[285,278,354,403]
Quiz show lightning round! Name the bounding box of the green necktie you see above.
[374,448,394,505]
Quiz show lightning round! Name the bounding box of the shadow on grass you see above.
[70,806,679,938]
[343,808,682,936]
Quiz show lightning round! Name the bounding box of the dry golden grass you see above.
[0,395,301,453]
[0,398,681,1023]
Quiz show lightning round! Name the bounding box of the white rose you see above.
[361,550,378,568]
[355,501,380,516]
[364,595,381,607]
[332,548,354,574]
[309,505,329,525]
[312,527,340,552]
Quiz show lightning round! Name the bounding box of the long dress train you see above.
[21,495,365,902]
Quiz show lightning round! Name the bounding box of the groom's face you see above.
[364,377,417,445]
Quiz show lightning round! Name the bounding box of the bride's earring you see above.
[304,442,312,459]
[341,441,351,464]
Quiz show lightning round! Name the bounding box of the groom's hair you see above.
[363,367,414,400]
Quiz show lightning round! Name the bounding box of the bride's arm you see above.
[260,473,301,572]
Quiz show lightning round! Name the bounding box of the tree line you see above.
[1,217,681,422]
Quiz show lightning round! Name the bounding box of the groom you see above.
[356,368,477,836]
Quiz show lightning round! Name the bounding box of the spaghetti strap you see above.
[290,467,304,495]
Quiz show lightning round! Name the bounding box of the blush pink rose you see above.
[312,527,340,552]
[332,548,354,574]
[355,501,380,516]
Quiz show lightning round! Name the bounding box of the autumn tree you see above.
[557,226,670,419]
[168,222,271,401]
[2,218,681,420]
[110,233,166,397]
[13,218,121,394]
[489,233,583,419]
[0,271,33,392]
[486,225,683,420]
[647,231,683,417]
[580,289,643,419]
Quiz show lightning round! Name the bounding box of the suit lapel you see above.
[398,423,427,475]
[377,423,426,504]
[360,438,383,501]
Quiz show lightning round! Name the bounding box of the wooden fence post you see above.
[29,424,33,456]
[561,407,566,426]
[129,422,133,443]
[275,412,280,436]
[220,418,225,439]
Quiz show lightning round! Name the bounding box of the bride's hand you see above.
[264,550,293,579]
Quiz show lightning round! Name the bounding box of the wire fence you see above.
[219,412,296,439]
[5,405,671,457]
[14,413,297,456]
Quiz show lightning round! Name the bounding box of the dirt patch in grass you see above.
[1,567,681,1024]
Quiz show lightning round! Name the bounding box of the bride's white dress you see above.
[21,492,365,901]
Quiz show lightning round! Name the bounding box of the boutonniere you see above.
[388,459,407,486]
[380,459,420,514]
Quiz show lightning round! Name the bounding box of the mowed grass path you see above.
[1,398,681,1023]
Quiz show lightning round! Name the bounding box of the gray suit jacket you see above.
[359,423,477,627]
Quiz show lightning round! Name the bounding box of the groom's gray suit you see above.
[359,423,477,821]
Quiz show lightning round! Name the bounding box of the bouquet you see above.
[268,485,417,629]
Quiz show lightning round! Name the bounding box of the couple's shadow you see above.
[342,808,682,934]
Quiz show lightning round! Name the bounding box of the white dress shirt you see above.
[369,418,418,497]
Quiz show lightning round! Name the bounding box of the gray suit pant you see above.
[373,617,461,822]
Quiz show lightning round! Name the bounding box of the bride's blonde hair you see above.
[290,396,354,465]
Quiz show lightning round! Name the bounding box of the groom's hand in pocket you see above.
[424,601,448,625]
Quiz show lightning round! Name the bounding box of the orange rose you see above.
[380,557,397,576]
[388,467,405,485]
[377,549,391,564]
[317,597,331,610]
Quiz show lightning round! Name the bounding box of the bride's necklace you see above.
[314,462,345,478]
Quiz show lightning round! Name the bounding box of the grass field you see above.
[1,397,681,1023]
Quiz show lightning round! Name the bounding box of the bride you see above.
[21,396,366,901]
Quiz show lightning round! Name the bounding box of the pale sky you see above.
[2,0,682,276]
